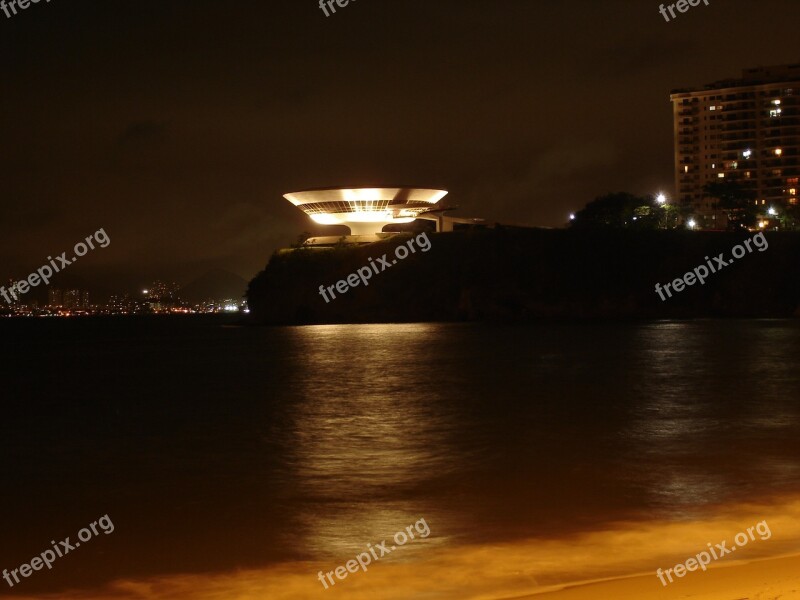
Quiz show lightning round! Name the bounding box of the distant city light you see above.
[569,213,576,221]
[3,282,242,318]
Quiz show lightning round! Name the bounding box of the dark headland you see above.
[245,228,800,325]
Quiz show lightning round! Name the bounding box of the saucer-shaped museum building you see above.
[284,187,448,236]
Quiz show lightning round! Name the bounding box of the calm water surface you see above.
[1,317,800,595]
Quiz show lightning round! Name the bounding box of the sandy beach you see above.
[4,495,800,600]
[518,553,800,600]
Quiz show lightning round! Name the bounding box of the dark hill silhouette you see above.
[246,228,800,325]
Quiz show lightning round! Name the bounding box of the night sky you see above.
[2,0,798,293]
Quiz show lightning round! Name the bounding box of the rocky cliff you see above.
[246,228,800,325]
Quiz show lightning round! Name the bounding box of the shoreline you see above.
[6,496,800,600]
[509,552,800,599]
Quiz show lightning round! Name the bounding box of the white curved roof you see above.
[284,187,448,206]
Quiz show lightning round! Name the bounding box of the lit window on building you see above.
[775,148,783,156]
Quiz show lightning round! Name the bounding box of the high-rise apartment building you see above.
[63,289,81,309]
[48,288,63,307]
[143,281,181,312]
[671,64,800,229]
[4,279,21,306]
[62,290,89,309]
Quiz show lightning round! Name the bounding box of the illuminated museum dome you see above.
[284,187,448,235]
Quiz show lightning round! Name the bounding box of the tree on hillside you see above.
[779,203,800,231]
[570,192,660,229]
[702,180,757,231]
[291,231,313,249]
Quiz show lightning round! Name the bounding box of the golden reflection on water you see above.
[281,324,460,559]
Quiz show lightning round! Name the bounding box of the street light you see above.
[687,219,697,229]
[768,207,777,216]
[655,193,671,228]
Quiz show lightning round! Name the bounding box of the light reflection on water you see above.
[263,320,800,552]
[277,324,461,559]
[626,321,800,515]
[259,320,800,560]
[2,318,800,597]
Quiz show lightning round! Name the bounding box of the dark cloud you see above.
[117,121,168,147]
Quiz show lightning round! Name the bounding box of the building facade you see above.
[671,64,800,229]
